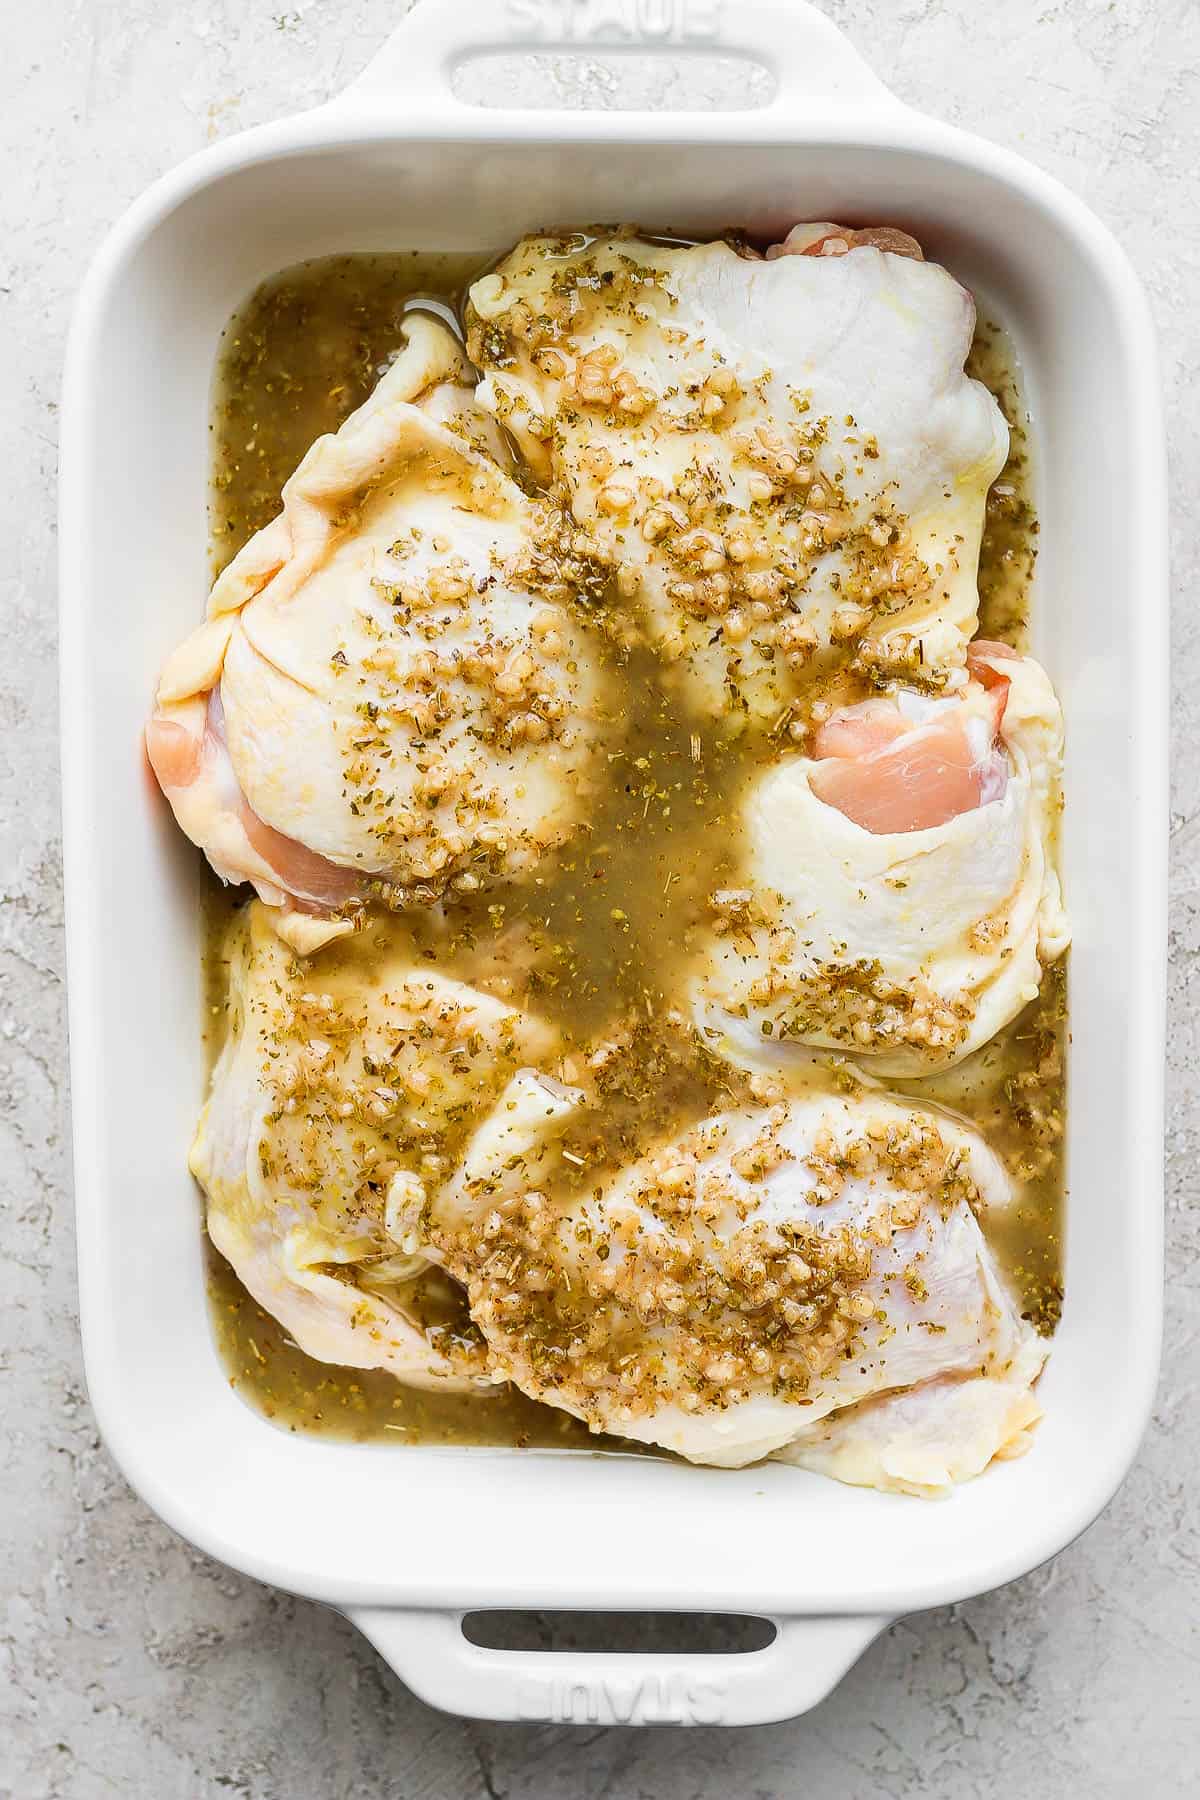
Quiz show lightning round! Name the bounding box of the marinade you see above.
[201,250,1064,1445]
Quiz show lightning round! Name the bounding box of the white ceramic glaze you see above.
[59,0,1167,1727]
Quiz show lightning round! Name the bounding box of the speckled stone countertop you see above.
[3,1,1197,1793]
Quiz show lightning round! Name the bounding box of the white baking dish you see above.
[59,0,1167,1726]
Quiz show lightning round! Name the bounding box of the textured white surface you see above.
[3,0,1197,1792]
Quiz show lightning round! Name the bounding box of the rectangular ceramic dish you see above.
[59,0,1167,1726]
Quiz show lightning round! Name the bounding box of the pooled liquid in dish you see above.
[201,250,1064,1449]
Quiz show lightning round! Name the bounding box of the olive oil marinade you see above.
[201,252,1064,1444]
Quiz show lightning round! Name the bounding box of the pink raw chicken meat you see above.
[145,692,364,913]
[767,221,926,262]
[809,649,1012,835]
[144,717,203,789]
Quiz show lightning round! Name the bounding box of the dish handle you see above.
[347,1606,891,1725]
[338,0,902,120]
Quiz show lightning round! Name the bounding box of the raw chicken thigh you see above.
[466,229,1008,723]
[191,902,556,1388]
[147,315,611,952]
[692,643,1069,1076]
[433,1077,1044,1491]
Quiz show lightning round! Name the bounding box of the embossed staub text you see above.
[515,1670,728,1725]
[506,0,724,45]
